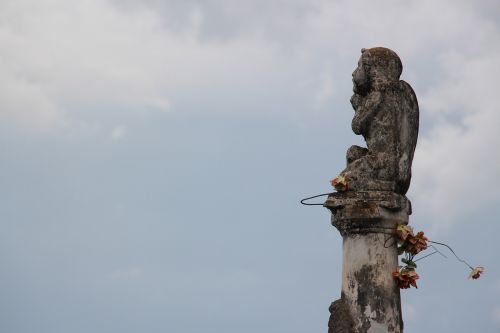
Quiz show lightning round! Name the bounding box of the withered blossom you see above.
[392,268,419,289]
[330,175,348,192]
[469,266,484,280]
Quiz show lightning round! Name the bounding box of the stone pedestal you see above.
[324,191,411,333]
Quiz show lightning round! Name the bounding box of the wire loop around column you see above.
[300,192,332,206]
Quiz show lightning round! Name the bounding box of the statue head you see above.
[352,47,403,94]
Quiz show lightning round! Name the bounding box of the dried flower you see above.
[468,266,484,280]
[396,224,414,241]
[405,231,428,255]
[330,175,348,192]
[392,268,419,289]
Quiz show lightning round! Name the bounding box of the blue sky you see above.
[0,0,499,332]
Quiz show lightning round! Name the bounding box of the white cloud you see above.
[0,0,285,133]
[411,52,500,233]
[0,0,165,131]
[0,66,65,131]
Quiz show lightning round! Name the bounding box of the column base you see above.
[324,191,411,333]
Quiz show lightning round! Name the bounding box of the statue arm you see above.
[351,91,382,135]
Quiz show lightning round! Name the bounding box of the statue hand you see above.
[350,94,362,109]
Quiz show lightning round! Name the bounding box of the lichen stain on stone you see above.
[353,264,398,332]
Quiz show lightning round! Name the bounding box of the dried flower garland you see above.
[330,175,348,192]
[393,223,484,289]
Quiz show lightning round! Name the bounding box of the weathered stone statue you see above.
[338,47,419,194]
[325,47,419,333]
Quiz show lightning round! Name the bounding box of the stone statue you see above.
[325,47,418,332]
[335,47,419,195]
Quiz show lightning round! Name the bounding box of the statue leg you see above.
[340,153,397,192]
[346,145,368,165]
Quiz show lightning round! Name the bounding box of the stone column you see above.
[324,191,411,333]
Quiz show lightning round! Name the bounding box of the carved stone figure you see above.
[338,47,419,195]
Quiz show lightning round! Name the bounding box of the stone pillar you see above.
[324,191,411,333]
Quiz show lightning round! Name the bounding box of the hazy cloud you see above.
[493,306,500,325]
[109,125,126,141]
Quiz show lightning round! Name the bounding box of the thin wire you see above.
[430,245,448,259]
[413,251,438,262]
[414,245,447,262]
[300,193,332,206]
[429,240,474,270]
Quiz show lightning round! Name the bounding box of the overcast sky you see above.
[0,0,499,332]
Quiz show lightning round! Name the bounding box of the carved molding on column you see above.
[325,191,411,237]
